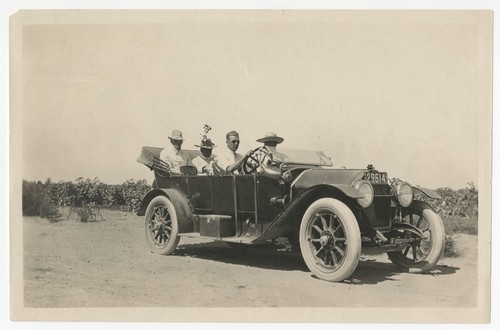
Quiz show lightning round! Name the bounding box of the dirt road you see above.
[23,210,478,308]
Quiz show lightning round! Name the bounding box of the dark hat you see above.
[168,129,185,141]
[256,132,284,144]
[195,136,216,149]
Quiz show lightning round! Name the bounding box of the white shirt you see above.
[192,154,216,175]
[159,144,190,174]
[216,148,243,173]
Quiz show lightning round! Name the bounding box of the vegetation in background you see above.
[415,182,478,235]
[22,179,60,218]
[22,178,151,221]
[420,182,478,221]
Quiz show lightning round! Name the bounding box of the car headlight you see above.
[352,180,374,208]
[395,181,413,207]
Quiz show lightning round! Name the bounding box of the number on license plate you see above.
[364,172,387,183]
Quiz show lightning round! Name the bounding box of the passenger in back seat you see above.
[159,129,191,174]
[192,136,217,175]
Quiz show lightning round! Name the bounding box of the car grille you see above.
[373,184,391,196]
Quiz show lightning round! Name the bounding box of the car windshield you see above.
[270,148,333,166]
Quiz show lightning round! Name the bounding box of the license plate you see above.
[363,171,388,183]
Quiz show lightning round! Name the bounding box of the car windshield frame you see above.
[269,147,333,167]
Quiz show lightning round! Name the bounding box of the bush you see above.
[119,179,151,212]
[72,177,107,207]
[48,178,108,221]
[104,184,126,207]
[76,204,97,222]
[22,180,59,218]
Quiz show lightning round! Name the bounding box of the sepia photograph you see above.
[7,7,493,324]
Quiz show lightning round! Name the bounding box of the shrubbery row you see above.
[23,177,478,222]
[22,177,151,218]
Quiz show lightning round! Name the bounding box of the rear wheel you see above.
[387,202,445,272]
[299,198,361,282]
[144,195,180,255]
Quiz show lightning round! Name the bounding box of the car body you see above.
[137,145,445,282]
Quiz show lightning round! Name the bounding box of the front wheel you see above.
[387,202,445,272]
[299,198,361,282]
[144,195,180,255]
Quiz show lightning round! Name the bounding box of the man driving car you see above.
[216,130,253,174]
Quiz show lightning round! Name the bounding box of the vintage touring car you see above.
[137,145,445,282]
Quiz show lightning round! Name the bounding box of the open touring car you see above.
[137,145,445,282]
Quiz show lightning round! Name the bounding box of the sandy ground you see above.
[23,209,478,308]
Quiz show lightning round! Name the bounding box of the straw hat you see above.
[256,132,284,144]
[194,136,215,149]
[168,129,185,141]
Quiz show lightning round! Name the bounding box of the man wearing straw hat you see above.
[253,132,285,170]
[256,132,284,149]
[159,129,191,174]
[192,136,217,175]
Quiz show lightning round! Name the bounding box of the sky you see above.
[17,11,491,189]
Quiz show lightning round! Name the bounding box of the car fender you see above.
[413,186,441,200]
[406,199,440,214]
[137,188,194,233]
[252,184,360,244]
[321,183,365,199]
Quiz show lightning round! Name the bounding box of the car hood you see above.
[292,168,367,189]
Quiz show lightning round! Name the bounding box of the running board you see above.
[178,232,255,244]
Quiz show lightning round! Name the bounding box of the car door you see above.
[187,174,235,216]
[235,174,257,222]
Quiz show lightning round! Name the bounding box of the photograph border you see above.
[5,2,496,326]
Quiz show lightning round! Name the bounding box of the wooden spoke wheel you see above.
[387,202,445,272]
[299,198,361,282]
[144,195,180,255]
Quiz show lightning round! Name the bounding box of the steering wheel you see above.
[240,147,272,174]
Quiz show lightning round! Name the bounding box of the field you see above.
[23,208,478,309]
